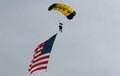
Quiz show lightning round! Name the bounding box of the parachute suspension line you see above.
[50,11,59,24]
[50,11,65,26]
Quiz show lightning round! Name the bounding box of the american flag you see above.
[29,33,57,74]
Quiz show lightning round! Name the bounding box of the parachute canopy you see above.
[48,3,76,20]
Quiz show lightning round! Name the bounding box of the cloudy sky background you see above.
[0,0,120,76]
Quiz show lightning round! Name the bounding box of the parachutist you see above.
[59,23,63,33]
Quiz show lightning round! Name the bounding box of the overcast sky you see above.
[0,0,120,76]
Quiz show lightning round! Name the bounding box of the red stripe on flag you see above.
[32,55,50,63]
[33,53,41,59]
[29,61,48,71]
[30,66,47,74]
[34,43,44,52]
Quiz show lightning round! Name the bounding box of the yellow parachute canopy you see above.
[48,3,76,20]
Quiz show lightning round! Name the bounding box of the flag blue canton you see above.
[41,33,57,55]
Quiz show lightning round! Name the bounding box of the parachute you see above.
[48,3,76,20]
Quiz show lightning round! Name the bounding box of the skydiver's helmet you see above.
[59,23,63,25]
